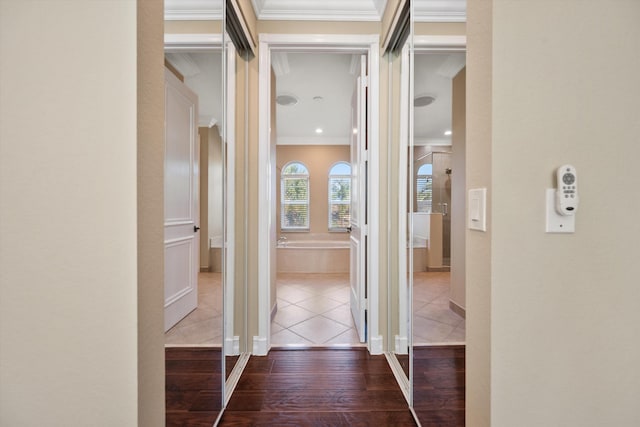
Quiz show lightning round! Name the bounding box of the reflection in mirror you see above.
[388,42,411,386]
[411,45,466,424]
[163,0,226,423]
[384,0,412,405]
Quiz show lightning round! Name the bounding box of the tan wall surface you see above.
[276,145,351,237]
[450,67,466,310]
[199,127,210,269]
[138,1,166,425]
[164,20,221,34]
[466,0,493,425]
[489,1,640,425]
[0,1,142,425]
[414,22,466,36]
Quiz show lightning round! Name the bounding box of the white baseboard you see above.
[369,335,383,355]
[253,335,268,355]
[395,335,408,354]
[225,335,240,356]
[450,300,466,319]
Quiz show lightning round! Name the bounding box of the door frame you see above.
[256,33,382,355]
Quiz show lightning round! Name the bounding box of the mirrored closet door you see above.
[164,0,227,422]
[409,6,467,424]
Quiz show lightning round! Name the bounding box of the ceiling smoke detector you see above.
[276,94,299,106]
[414,94,436,107]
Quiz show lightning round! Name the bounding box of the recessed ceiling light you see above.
[276,94,298,106]
[444,130,452,136]
[315,128,323,134]
[414,94,436,107]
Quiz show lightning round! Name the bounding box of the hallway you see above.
[219,348,417,425]
[165,346,466,426]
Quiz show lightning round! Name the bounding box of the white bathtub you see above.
[277,238,350,273]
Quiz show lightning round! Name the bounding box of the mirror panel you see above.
[164,0,226,422]
[410,16,467,426]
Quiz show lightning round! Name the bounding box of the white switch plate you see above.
[545,189,575,233]
[468,188,487,231]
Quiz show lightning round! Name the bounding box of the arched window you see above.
[416,163,433,213]
[328,162,351,231]
[281,162,310,230]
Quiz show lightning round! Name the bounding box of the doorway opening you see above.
[271,53,363,347]
[256,34,382,355]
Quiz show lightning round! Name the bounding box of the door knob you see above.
[346,226,352,233]
[194,226,200,232]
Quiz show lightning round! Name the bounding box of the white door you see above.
[350,55,368,343]
[164,68,200,332]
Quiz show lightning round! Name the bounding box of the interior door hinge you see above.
[362,76,369,87]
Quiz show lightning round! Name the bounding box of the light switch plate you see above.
[545,189,575,233]
[468,188,487,231]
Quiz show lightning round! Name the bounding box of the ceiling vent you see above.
[414,94,436,107]
[276,94,299,106]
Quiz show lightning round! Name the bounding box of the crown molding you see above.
[414,0,466,22]
[252,0,384,21]
[164,0,223,21]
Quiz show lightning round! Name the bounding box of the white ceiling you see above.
[275,53,358,145]
[414,52,466,145]
[163,0,467,142]
[165,51,223,129]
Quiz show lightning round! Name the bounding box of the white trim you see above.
[164,0,223,21]
[253,335,268,355]
[398,43,410,353]
[225,42,237,358]
[164,34,224,51]
[277,136,350,146]
[414,0,466,23]
[251,0,383,21]
[395,335,409,354]
[258,34,381,356]
[224,352,251,405]
[369,335,383,354]
[385,352,410,403]
[413,35,467,51]
[225,336,240,356]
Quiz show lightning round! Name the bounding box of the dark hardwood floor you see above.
[219,348,417,426]
[165,346,466,426]
[166,347,223,427]
[413,345,465,427]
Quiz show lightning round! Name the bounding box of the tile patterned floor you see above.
[165,272,223,346]
[271,273,364,347]
[413,271,465,345]
[164,271,464,347]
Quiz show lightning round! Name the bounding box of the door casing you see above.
[256,33,382,355]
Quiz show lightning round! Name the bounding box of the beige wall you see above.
[466,0,493,425]
[414,22,466,36]
[199,127,210,269]
[276,145,351,237]
[138,1,166,425]
[0,1,151,425]
[468,0,640,426]
[164,20,221,34]
[450,67,466,310]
